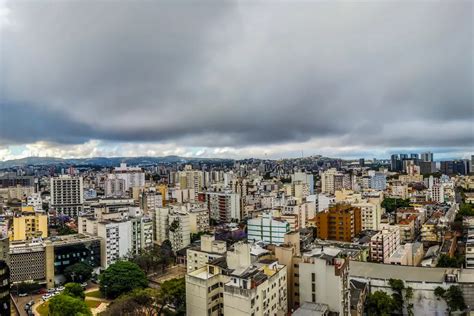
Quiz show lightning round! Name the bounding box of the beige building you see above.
[186,242,288,316]
[186,235,226,273]
[298,252,350,315]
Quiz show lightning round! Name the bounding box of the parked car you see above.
[41,294,51,301]
[27,300,34,307]
[57,286,65,291]
[47,288,56,293]
[18,293,27,297]
[81,282,88,288]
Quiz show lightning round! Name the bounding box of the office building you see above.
[420,152,434,162]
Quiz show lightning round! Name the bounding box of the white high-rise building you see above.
[97,219,132,268]
[50,175,84,217]
[113,163,145,191]
[168,212,191,252]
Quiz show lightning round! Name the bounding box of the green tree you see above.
[436,254,464,268]
[434,285,467,314]
[99,261,148,299]
[102,288,160,316]
[48,294,91,316]
[64,262,93,282]
[157,277,186,315]
[405,286,414,316]
[382,198,411,213]
[389,278,405,315]
[63,282,85,300]
[365,291,396,316]
[445,286,467,313]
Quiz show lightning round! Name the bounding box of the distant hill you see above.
[0,156,234,169]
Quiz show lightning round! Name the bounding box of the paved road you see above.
[12,293,41,316]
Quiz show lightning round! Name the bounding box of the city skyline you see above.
[0,1,472,161]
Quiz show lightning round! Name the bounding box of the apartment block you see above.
[315,204,362,242]
[186,235,227,273]
[247,213,290,245]
[11,212,48,241]
[369,225,401,263]
[50,175,84,217]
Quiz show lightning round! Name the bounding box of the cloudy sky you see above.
[0,0,472,161]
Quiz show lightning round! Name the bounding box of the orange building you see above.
[315,204,362,242]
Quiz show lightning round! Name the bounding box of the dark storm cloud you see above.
[0,0,472,150]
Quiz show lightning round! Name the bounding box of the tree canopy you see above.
[434,286,467,313]
[365,291,396,316]
[102,288,160,316]
[63,282,85,300]
[436,254,464,268]
[48,294,91,316]
[381,198,411,213]
[99,261,148,299]
[64,262,93,282]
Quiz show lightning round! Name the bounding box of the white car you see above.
[41,294,51,301]
[54,291,61,295]
[57,286,65,291]
[81,282,88,288]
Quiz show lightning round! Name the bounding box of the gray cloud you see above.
[0,0,472,152]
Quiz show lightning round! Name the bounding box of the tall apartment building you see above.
[247,213,290,245]
[291,172,314,194]
[50,175,84,217]
[315,204,362,242]
[206,191,241,222]
[79,206,153,267]
[169,212,191,252]
[11,212,48,241]
[370,224,401,263]
[298,252,350,315]
[153,207,170,245]
[464,217,474,269]
[370,172,386,191]
[321,168,344,195]
[186,235,227,273]
[177,166,204,198]
[113,163,145,191]
[105,175,126,197]
[97,219,132,268]
[353,202,380,231]
[427,184,444,203]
